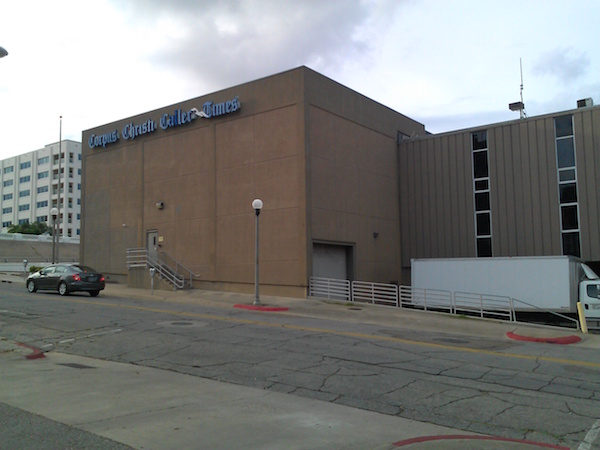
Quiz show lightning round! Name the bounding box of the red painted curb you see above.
[17,342,46,360]
[393,434,569,449]
[506,331,581,345]
[234,304,289,312]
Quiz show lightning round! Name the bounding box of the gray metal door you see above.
[312,243,351,280]
[146,231,158,261]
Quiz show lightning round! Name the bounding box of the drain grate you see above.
[57,363,96,369]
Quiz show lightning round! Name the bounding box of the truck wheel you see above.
[58,282,69,296]
[27,280,37,293]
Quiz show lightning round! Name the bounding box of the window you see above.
[3,193,12,201]
[555,115,573,137]
[2,207,12,214]
[37,200,49,208]
[19,204,30,211]
[3,179,13,187]
[38,156,50,165]
[586,284,600,299]
[555,115,581,257]
[18,218,29,225]
[37,186,49,194]
[19,190,30,198]
[3,166,13,174]
[36,216,48,222]
[472,130,487,150]
[472,130,492,257]
[2,221,12,227]
[20,161,31,170]
[38,171,49,180]
[19,175,31,183]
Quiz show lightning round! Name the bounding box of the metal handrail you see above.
[510,297,580,330]
[147,254,185,290]
[155,249,196,287]
[126,248,191,290]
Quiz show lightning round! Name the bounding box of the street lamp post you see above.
[0,46,7,58]
[51,207,58,263]
[252,199,263,305]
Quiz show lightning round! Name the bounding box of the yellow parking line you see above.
[51,297,600,370]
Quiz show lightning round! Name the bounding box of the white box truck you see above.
[411,256,600,319]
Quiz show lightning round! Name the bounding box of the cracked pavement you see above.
[1,281,599,449]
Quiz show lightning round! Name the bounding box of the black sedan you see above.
[26,264,105,297]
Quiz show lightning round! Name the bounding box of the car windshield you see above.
[71,265,98,273]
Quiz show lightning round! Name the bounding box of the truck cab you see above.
[580,264,600,319]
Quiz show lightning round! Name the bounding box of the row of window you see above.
[1,153,81,174]
[554,115,581,257]
[472,130,492,257]
[2,197,81,212]
[2,208,81,221]
[2,168,80,185]
[470,114,581,258]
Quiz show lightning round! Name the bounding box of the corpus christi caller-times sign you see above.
[88,96,241,149]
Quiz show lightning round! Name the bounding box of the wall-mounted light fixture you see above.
[156,201,164,210]
[373,232,379,239]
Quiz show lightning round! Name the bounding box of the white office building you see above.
[0,140,82,239]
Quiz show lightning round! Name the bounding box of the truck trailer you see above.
[411,256,600,319]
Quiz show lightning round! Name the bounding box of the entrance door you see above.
[146,230,158,262]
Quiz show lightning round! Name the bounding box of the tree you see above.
[8,221,49,235]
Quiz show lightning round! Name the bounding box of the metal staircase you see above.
[126,248,195,290]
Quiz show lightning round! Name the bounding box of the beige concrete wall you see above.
[82,67,308,294]
[304,69,427,285]
[81,66,429,294]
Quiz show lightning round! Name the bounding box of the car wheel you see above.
[89,290,99,297]
[58,282,69,296]
[27,280,37,293]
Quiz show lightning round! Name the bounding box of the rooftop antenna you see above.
[508,58,527,119]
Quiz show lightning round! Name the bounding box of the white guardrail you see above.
[309,276,515,323]
[0,232,80,244]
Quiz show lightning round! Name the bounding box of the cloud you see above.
[533,47,590,83]
[114,0,405,90]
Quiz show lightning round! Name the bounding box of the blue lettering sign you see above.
[88,130,119,148]
[160,108,197,130]
[194,96,240,119]
[90,96,241,148]
[123,119,157,140]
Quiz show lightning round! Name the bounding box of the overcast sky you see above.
[0,0,598,159]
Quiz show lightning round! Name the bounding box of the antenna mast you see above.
[509,58,527,119]
[519,58,527,119]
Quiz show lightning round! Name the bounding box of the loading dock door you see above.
[312,243,352,280]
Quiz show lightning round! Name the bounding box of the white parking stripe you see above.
[579,419,600,450]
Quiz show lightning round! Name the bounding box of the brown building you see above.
[399,102,600,280]
[81,67,427,296]
[82,66,600,296]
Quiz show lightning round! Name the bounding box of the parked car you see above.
[26,264,105,297]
